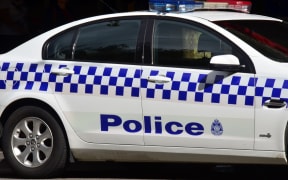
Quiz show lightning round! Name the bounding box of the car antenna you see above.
[99,0,117,13]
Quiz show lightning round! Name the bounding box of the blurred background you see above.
[0,0,287,54]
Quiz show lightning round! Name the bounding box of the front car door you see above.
[142,17,256,149]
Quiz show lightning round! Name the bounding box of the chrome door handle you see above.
[51,67,74,76]
[147,75,171,84]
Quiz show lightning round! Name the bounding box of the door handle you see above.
[264,99,286,109]
[147,75,171,84]
[51,67,74,76]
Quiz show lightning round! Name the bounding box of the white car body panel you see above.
[51,61,144,145]
[141,66,255,149]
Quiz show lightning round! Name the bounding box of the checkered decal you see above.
[0,63,142,97]
[0,62,51,91]
[52,65,142,97]
[255,77,288,105]
[1,62,288,107]
[141,70,255,106]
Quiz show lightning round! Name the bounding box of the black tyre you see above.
[1,106,68,178]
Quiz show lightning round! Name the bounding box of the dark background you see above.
[0,0,287,54]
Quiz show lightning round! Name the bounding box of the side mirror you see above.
[209,54,245,72]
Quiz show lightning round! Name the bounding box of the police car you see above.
[1,0,288,178]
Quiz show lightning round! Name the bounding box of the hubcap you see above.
[11,117,53,167]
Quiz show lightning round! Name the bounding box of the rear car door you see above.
[43,17,146,145]
[142,17,256,149]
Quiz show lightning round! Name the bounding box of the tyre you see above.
[1,106,68,178]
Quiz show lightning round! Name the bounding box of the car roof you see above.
[49,10,282,33]
[95,10,281,21]
[178,10,282,21]
[67,10,282,26]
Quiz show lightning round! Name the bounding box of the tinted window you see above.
[46,30,75,60]
[216,20,288,62]
[74,20,141,63]
[153,20,236,68]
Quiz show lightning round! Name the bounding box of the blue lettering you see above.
[144,116,152,133]
[123,120,142,133]
[165,121,183,135]
[185,122,204,136]
[100,114,204,136]
[100,114,122,131]
[155,116,162,134]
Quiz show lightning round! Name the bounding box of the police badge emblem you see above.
[211,119,223,136]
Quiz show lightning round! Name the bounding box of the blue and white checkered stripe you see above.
[1,62,288,107]
[255,77,288,105]
[0,63,142,97]
[53,65,142,97]
[0,62,51,91]
[140,69,255,107]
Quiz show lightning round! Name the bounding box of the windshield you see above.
[215,20,288,62]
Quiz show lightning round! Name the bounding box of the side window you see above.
[74,19,141,63]
[46,30,75,60]
[153,20,233,68]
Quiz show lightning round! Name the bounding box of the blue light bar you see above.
[149,0,178,12]
[149,0,252,13]
[178,0,204,12]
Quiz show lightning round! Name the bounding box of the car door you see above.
[142,18,256,149]
[43,17,145,145]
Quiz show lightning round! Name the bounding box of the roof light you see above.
[149,0,252,13]
[203,2,228,9]
[178,0,204,12]
[205,0,252,13]
[149,0,178,12]
[149,0,204,12]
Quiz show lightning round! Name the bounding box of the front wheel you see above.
[1,106,68,178]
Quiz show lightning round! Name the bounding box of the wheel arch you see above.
[0,98,72,159]
[285,122,288,162]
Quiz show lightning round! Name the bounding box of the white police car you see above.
[1,0,288,178]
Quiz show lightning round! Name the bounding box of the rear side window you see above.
[44,19,141,64]
[46,30,75,60]
[74,20,141,63]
